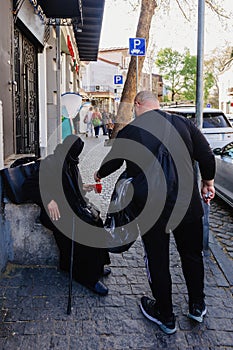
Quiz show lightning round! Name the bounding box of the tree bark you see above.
[112,0,157,138]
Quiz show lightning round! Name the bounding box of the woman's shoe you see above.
[102,266,111,277]
[78,280,108,296]
[90,281,108,296]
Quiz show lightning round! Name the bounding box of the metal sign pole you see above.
[136,56,138,93]
[196,0,205,130]
[195,0,209,252]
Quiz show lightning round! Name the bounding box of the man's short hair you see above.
[135,91,158,104]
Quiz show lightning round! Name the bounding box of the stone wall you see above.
[0,201,59,273]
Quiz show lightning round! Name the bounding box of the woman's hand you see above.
[47,200,61,221]
[83,184,95,192]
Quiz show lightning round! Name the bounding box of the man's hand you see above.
[94,171,101,182]
[201,179,215,204]
[47,200,61,221]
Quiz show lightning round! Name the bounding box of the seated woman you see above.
[23,135,111,296]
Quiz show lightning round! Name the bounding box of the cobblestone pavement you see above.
[210,197,233,261]
[0,134,232,349]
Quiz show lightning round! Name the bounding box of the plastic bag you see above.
[104,172,139,253]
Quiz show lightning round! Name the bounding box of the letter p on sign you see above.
[114,75,123,85]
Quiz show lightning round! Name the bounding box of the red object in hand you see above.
[95,183,102,193]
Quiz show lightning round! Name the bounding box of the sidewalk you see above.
[0,134,232,350]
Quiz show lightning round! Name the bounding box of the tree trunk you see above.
[112,0,157,138]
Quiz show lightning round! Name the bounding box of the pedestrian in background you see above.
[73,112,80,135]
[106,116,114,139]
[84,106,94,137]
[94,91,215,334]
[101,110,109,136]
[91,107,102,138]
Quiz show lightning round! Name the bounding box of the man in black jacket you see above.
[94,91,215,334]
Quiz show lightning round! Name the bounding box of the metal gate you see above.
[14,28,39,156]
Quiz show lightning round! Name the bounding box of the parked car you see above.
[162,106,233,148]
[213,141,233,207]
[226,114,233,126]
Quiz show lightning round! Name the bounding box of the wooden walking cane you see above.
[67,216,75,315]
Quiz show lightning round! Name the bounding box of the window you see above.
[202,113,230,128]
[173,111,230,128]
[222,142,233,158]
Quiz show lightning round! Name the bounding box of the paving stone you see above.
[185,329,219,347]
[0,338,6,348]
[215,331,233,347]
[21,335,39,350]
[37,334,69,350]
[24,320,54,335]
[205,317,233,331]
[2,334,23,349]
[66,321,82,337]
[4,308,22,322]
[0,321,15,337]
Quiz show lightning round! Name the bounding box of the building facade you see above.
[0,0,105,164]
[218,59,233,115]
[82,47,164,115]
[0,0,105,273]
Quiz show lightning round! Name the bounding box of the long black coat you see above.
[23,135,110,286]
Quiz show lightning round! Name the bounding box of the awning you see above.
[38,0,105,62]
[37,0,81,19]
[73,0,105,61]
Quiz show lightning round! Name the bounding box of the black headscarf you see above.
[52,135,84,168]
[34,135,84,206]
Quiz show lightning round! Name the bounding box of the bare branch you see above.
[166,0,231,22]
[205,0,230,19]
[174,0,190,21]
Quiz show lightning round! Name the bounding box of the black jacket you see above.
[97,110,215,227]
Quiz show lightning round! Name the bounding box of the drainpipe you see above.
[38,47,48,158]
[56,24,62,144]
[0,101,4,170]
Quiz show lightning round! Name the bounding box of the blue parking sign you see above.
[129,38,146,56]
[114,75,123,85]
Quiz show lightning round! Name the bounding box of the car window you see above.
[168,111,231,128]
[203,113,230,128]
[222,143,233,158]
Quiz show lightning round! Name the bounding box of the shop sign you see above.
[67,35,74,58]
[29,0,46,23]
[67,36,79,73]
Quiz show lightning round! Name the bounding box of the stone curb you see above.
[208,229,233,286]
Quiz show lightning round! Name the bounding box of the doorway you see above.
[14,27,39,156]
